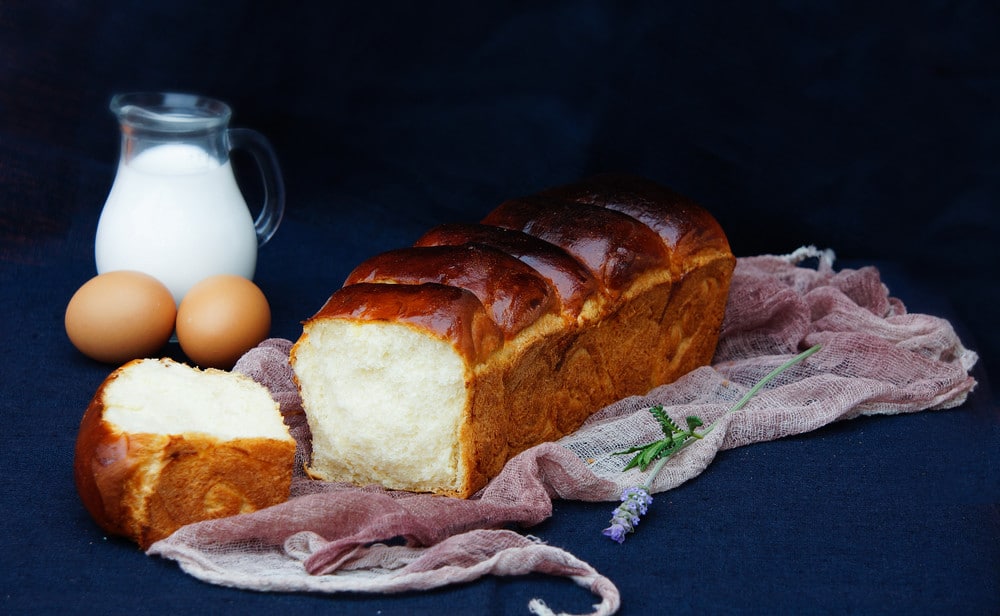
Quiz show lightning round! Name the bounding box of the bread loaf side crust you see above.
[292,175,735,497]
[458,252,733,494]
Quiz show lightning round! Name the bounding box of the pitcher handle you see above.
[228,128,286,247]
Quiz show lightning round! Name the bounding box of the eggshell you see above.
[176,274,271,369]
[65,271,177,364]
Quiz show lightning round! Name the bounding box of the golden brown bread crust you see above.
[415,223,601,317]
[482,195,672,296]
[73,361,296,549]
[540,173,729,262]
[296,174,735,497]
[345,244,558,339]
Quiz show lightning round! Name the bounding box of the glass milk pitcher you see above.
[95,92,285,305]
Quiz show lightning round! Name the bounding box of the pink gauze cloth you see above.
[148,247,978,616]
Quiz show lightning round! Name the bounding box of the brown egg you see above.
[176,274,271,369]
[65,271,177,364]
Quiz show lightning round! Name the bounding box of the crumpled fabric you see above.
[148,248,977,616]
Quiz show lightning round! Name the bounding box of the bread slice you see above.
[74,358,295,549]
[291,174,735,497]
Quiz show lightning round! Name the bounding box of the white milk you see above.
[95,143,258,305]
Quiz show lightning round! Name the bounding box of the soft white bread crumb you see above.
[294,320,469,494]
[102,359,289,440]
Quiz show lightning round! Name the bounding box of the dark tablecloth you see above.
[2,2,997,614]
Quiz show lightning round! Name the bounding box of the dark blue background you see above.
[2,2,997,614]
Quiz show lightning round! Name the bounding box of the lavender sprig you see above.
[602,344,822,543]
[602,487,654,543]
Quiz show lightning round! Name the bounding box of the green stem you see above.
[718,343,823,419]
[641,452,673,492]
[640,343,822,491]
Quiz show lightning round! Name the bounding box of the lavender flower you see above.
[602,486,653,543]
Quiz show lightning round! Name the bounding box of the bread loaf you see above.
[74,358,296,549]
[290,174,735,497]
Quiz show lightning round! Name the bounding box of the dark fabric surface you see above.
[2,2,997,614]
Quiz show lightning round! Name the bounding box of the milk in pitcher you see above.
[95,143,258,305]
